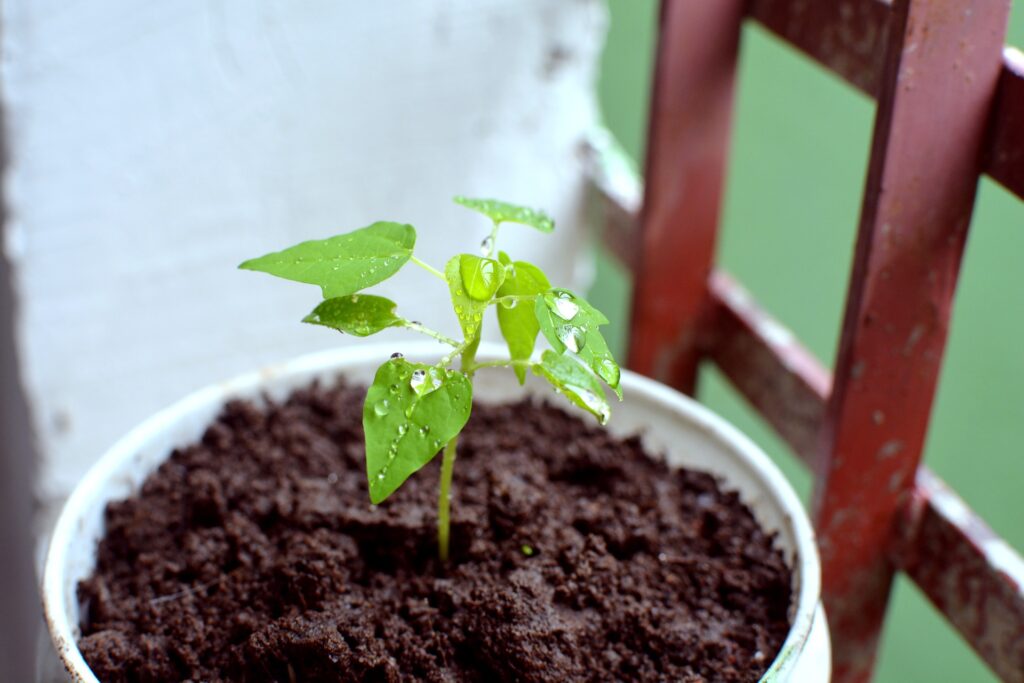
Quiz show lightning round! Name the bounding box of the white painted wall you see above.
[1,0,607,555]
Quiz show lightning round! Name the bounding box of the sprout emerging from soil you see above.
[240,197,621,560]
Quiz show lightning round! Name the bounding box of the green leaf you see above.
[363,357,472,504]
[459,254,505,301]
[302,294,403,337]
[534,288,622,398]
[445,254,505,338]
[533,350,611,424]
[453,196,554,233]
[495,255,551,383]
[239,221,415,298]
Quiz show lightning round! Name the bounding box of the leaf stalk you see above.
[401,320,459,347]
[411,255,446,280]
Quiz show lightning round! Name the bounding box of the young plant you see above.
[239,197,621,561]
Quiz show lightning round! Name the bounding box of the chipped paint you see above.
[876,439,904,460]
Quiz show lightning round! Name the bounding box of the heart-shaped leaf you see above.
[239,221,415,298]
[533,350,610,424]
[302,294,403,337]
[453,196,554,233]
[534,288,621,398]
[495,253,551,383]
[363,357,472,504]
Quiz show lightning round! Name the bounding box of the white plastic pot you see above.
[44,342,830,682]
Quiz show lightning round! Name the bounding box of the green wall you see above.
[592,2,1024,681]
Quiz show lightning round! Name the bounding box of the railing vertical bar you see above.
[626,0,744,394]
[812,1,1012,680]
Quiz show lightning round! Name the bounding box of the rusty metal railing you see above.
[586,1,1024,681]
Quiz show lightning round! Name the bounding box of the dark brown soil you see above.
[78,380,792,682]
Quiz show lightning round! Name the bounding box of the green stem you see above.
[401,320,459,347]
[437,334,479,563]
[470,358,534,371]
[483,220,501,259]
[437,340,470,369]
[411,255,446,280]
[437,436,458,562]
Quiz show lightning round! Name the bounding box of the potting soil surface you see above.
[78,380,792,682]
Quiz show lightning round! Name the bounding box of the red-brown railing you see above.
[588,1,1024,681]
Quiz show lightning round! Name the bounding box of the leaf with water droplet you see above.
[459,255,505,301]
[453,196,555,233]
[534,289,621,398]
[363,358,472,504]
[532,350,611,424]
[413,367,445,396]
[239,221,415,298]
[495,257,550,383]
[302,294,404,337]
[445,255,502,338]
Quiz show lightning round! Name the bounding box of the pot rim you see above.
[43,341,822,682]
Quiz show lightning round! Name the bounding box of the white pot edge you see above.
[43,341,829,682]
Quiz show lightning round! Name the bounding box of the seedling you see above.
[240,197,621,560]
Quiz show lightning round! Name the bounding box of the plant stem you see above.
[437,335,480,563]
[401,320,459,347]
[483,220,501,259]
[469,358,534,371]
[437,435,458,562]
[411,255,446,280]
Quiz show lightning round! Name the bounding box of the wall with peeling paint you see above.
[0,0,605,529]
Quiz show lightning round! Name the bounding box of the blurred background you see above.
[592,1,1024,681]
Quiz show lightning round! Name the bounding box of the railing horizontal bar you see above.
[706,271,830,470]
[985,49,1024,201]
[581,130,642,273]
[750,0,1024,202]
[747,0,891,97]
[902,470,1024,683]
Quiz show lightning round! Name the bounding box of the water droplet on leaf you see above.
[373,400,390,417]
[559,326,586,353]
[545,289,579,320]
[390,352,404,360]
[410,369,427,392]
[598,359,620,387]
[409,367,444,397]
[480,236,494,255]
[571,386,610,424]
[460,256,501,301]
